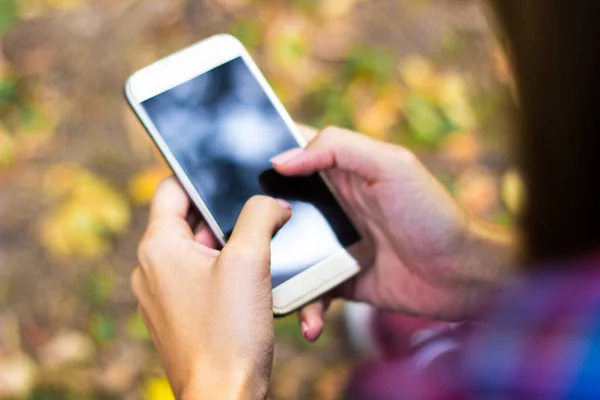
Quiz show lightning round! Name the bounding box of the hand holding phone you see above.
[126,35,369,314]
[132,179,288,399]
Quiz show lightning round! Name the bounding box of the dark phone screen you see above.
[142,57,360,287]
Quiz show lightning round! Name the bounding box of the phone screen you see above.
[142,56,360,287]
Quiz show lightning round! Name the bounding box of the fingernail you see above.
[301,321,311,340]
[270,147,304,165]
[275,199,292,211]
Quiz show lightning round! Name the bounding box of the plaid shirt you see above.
[348,254,600,400]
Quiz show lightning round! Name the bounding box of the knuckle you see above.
[136,236,152,268]
[318,126,342,142]
[222,240,270,265]
[137,226,163,271]
[394,145,418,165]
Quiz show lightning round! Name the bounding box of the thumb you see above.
[218,196,292,276]
[271,126,400,182]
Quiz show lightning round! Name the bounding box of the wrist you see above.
[462,215,519,285]
[180,365,268,400]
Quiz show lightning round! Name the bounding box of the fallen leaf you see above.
[398,55,436,93]
[456,168,498,215]
[97,362,137,394]
[39,164,131,259]
[89,313,115,344]
[502,169,524,215]
[440,131,481,166]
[37,330,95,368]
[318,0,362,18]
[436,73,475,131]
[144,377,175,400]
[310,18,354,61]
[354,92,402,141]
[405,94,450,145]
[313,364,351,400]
[125,312,150,342]
[0,124,15,168]
[0,312,21,352]
[0,351,38,398]
[0,0,18,35]
[128,165,171,206]
[83,271,115,306]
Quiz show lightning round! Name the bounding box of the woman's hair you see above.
[492,1,600,264]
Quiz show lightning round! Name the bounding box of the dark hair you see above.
[492,1,600,264]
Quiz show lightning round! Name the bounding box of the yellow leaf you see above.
[128,166,171,206]
[318,0,362,18]
[441,131,481,165]
[0,124,16,168]
[145,377,175,400]
[398,55,435,93]
[353,89,403,141]
[456,168,498,216]
[436,73,475,130]
[39,164,131,259]
[19,0,87,18]
[0,352,39,398]
[502,169,525,215]
[44,0,87,11]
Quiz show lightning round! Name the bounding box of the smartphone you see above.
[125,34,368,315]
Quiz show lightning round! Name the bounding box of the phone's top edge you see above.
[125,34,245,103]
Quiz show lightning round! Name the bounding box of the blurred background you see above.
[0,0,518,399]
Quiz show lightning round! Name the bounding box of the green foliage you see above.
[27,386,78,400]
[495,213,513,226]
[0,0,17,35]
[0,76,17,106]
[89,313,115,344]
[26,386,119,400]
[83,272,114,306]
[345,46,394,84]
[230,21,262,50]
[307,85,355,129]
[405,94,455,145]
[126,312,151,341]
[288,0,319,14]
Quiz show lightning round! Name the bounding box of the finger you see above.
[148,177,194,239]
[272,126,401,182]
[220,196,292,274]
[297,297,331,342]
[150,177,190,222]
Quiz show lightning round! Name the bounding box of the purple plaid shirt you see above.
[348,253,600,400]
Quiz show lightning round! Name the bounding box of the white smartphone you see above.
[125,34,369,315]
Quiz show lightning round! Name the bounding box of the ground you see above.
[0,0,513,399]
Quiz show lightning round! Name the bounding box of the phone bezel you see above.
[125,34,369,315]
